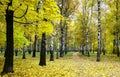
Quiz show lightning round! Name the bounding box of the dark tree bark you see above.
[96,0,101,62]
[15,49,18,56]
[32,35,37,57]
[65,23,68,55]
[80,44,84,55]
[116,0,119,57]
[102,48,106,55]
[113,39,116,54]
[50,49,54,61]
[22,47,26,59]
[65,44,67,54]
[60,28,65,57]
[39,33,46,66]
[22,51,26,59]
[32,0,41,57]
[0,47,4,53]
[58,0,65,57]
[56,49,59,59]
[1,9,14,74]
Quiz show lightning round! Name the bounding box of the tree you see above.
[1,0,14,73]
[32,35,38,57]
[96,0,101,62]
[0,0,40,74]
[74,0,96,56]
[39,33,46,66]
[115,0,119,57]
[57,0,79,57]
[32,0,41,57]
[50,32,54,61]
[103,0,120,55]
[38,0,61,66]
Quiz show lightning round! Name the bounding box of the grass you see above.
[78,52,120,62]
[76,52,120,77]
[0,52,120,77]
[0,52,75,77]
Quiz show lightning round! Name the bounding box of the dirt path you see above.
[72,52,80,61]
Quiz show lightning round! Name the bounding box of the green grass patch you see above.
[78,52,120,62]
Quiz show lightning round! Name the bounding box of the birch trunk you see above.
[86,32,90,57]
[96,0,101,62]
[50,34,54,61]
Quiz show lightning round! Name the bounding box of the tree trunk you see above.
[113,39,116,54]
[60,28,65,57]
[32,35,37,57]
[22,46,26,59]
[50,35,54,61]
[28,39,32,54]
[2,9,14,74]
[28,45,32,54]
[22,51,26,59]
[56,41,59,59]
[0,47,3,53]
[15,49,18,56]
[80,44,84,55]
[56,50,59,59]
[56,25,59,59]
[65,21,68,55]
[90,43,92,52]
[116,0,119,57]
[39,33,46,66]
[92,43,94,54]
[96,0,101,62]
[86,32,90,57]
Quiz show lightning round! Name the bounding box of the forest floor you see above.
[0,52,120,77]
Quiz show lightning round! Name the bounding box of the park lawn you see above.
[0,52,120,77]
[77,53,120,77]
[0,52,77,77]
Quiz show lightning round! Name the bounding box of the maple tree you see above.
[0,0,61,73]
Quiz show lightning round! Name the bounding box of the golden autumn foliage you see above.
[0,0,61,48]
[0,52,120,77]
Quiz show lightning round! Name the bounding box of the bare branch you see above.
[13,20,33,24]
[14,4,28,19]
[0,1,3,5]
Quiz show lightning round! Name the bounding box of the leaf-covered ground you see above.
[0,52,120,77]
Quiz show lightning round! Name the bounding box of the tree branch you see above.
[14,4,28,19]
[13,20,33,24]
[0,1,3,5]
[57,2,62,11]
